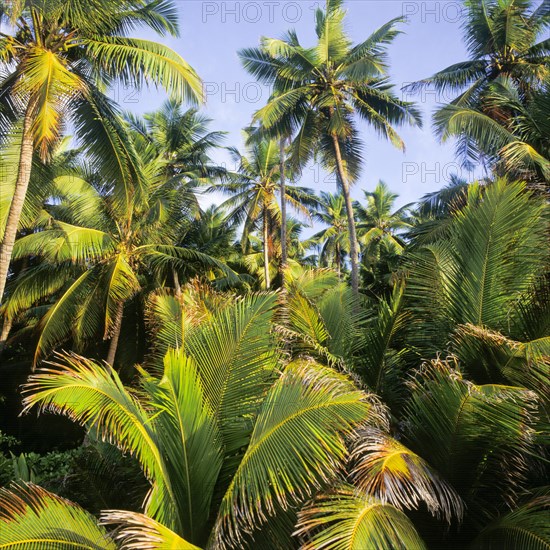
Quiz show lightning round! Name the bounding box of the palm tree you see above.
[310,192,349,277]
[239,0,421,294]
[12,293,372,548]
[355,181,411,295]
[219,139,316,289]
[434,78,550,186]
[406,0,549,100]
[405,178,549,398]
[405,0,549,173]
[127,100,228,213]
[356,181,411,251]
[2,140,235,366]
[0,0,203,303]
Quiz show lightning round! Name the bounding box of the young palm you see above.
[219,139,316,289]
[0,0,203,302]
[304,358,547,549]
[405,178,549,399]
[239,0,421,294]
[13,293,373,548]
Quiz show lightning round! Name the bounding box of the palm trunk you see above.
[336,243,341,280]
[263,206,271,290]
[331,134,360,296]
[0,107,34,304]
[106,301,124,366]
[279,138,287,290]
[173,268,182,297]
[0,316,13,354]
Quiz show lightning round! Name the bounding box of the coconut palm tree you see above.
[239,0,421,294]
[2,139,235,367]
[10,293,373,548]
[355,181,411,252]
[355,181,411,295]
[406,0,549,172]
[406,0,549,101]
[126,100,228,214]
[310,192,349,276]
[434,78,550,186]
[0,0,203,303]
[219,139,316,289]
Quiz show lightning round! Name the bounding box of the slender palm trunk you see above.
[106,301,124,366]
[263,206,271,289]
[279,138,287,289]
[0,317,13,354]
[331,134,360,295]
[173,268,182,297]
[336,243,341,280]
[0,108,34,304]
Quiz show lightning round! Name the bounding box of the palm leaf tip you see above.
[350,428,464,524]
[101,510,201,549]
[0,482,116,549]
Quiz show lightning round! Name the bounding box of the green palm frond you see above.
[82,37,203,104]
[213,359,371,547]
[138,244,239,285]
[471,495,550,550]
[404,359,540,515]
[15,47,85,157]
[452,323,550,401]
[32,268,96,364]
[185,293,279,457]
[0,482,115,549]
[135,349,223,543]
[295,483,427,550]
[145,291,196,361]
[406,179,548,352]
[1,262,78,321]
[316,282,366,362]
[12,223,115,264]
[21,352,163,483]
[70,86,146,214]
[355,284,408,399]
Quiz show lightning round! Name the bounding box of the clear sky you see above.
[125,0,487,212]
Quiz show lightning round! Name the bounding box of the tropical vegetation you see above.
[0,0,548,548]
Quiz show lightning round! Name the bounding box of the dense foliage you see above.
[0,0,548,548]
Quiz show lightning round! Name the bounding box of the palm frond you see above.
[83,37,203,104]
[295,483,426,550]
[471,495,550,550]
[101,509,201,550]
[22,352,163,483]
[350,428,464,524]
[0,482,115,549]
[213,359,371,547]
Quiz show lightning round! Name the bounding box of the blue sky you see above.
[127,0,486,212]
